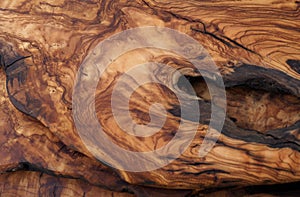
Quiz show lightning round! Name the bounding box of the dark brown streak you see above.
[2,55,31,72]
[184,169,229,176]
[286,59,300,74]
[223,63,300,97]
[166,11,207,32]
[220,35,260,56]
[191,27,260,56]
[223,119,300,152]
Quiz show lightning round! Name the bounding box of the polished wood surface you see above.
[0,0,299,196]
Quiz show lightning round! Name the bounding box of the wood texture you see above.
[0,0,299,196]
[0,70,128,190]
[0,69,193,197]
[0,171,133,197]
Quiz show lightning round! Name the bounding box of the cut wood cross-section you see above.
[0,0,299,196]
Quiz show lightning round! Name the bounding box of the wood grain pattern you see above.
[0,171,134,197]
[0,0,299,195]
[0,70,129,190]
[0,69,194,196]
